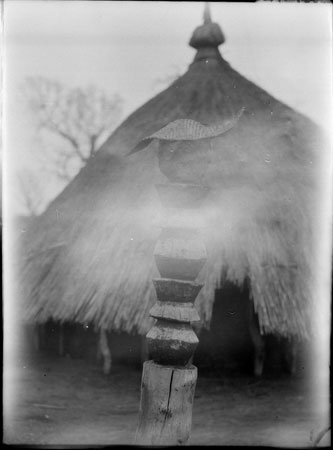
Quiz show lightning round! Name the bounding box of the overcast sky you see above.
[3,0,332,213]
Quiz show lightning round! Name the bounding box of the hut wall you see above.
[23,287,307,376]
[40,322,97,359]
[24,321,144,368]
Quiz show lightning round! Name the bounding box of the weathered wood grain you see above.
[135,361,197,445]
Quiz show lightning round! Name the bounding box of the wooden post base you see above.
[135,360,197,446]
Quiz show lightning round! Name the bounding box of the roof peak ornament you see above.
[203,2,211,24]
[189,2,225,50]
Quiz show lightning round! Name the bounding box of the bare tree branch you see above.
[22,77,123,182]
[16,170,45,216]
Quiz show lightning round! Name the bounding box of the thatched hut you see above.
[19,7,327,368]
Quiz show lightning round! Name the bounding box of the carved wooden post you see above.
[132,114,242,445]
[135,182,208,446]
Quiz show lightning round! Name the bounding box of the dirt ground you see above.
[3,353,330,447]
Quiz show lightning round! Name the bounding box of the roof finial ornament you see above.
[203,2,212,24]
[189,2,225,51]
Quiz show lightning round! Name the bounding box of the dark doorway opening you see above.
[193,281,305,377]
[194,281,254,375]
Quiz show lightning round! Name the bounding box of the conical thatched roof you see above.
[19,9,328,339]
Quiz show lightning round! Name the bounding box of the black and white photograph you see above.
[2,0,332,446]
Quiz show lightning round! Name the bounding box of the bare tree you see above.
[16,169,45,217]
[22,77,123,182]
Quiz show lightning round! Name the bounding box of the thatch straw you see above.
[18,15,328,339]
